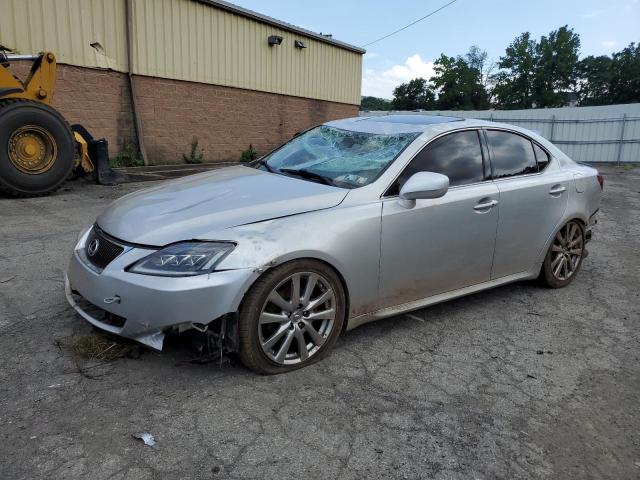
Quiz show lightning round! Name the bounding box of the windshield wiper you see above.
[279,168,336,186]
[255,158,276,173]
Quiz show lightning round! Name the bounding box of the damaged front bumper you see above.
[65,247,257,350]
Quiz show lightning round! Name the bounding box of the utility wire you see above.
[362,0,460,48]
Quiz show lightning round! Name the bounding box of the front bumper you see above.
[65,246,257,350]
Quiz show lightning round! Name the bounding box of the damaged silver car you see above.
[66,115,603,373]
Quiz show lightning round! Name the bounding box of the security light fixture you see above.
[268,35,283,46]
[294,40,306,49]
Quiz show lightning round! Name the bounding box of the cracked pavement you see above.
[0,166,638,479]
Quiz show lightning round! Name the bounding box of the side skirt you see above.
[346,271,536,331]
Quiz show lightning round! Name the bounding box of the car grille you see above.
[85,226,125,270]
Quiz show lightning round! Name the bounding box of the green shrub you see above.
[183,136,204,164]
[109,143,144,168]
[240,144,257,163]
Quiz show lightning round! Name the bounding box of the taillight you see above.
[597,174,604,190]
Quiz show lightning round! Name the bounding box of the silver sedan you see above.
[66,115,603,373]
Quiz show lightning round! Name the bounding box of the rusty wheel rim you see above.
[8,125,57,174]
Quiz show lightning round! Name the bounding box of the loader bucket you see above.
[71,124,127,185]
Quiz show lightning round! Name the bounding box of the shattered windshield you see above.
[254,125,419,188]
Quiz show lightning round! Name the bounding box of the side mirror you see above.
[399,172,449,208]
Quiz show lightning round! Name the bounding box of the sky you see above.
[231,0,639,99]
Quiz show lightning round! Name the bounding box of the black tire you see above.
[0,99,75,197]
[539,220,586,288]
[238,259,346,374]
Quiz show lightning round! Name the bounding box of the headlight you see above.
[128,242,235,277]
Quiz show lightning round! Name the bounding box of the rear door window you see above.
[486,130,538,178]
[388,130,485,195]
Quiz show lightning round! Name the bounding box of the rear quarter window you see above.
[533,143,551,171]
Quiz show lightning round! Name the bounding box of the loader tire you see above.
[0,99,75,197]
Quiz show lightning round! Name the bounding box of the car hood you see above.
[97,166,348,246]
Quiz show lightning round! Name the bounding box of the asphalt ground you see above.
[0,165,638,479]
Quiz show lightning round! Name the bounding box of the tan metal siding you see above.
[0,0,128,71]
[131,0,362,104]
[0,0,361,104]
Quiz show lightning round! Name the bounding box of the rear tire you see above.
[238,260,346,374]
[0,99,75,197]
[539,220,585,288]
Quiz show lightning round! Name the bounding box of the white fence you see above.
[361,103,640,164]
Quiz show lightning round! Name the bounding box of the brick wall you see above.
[9,63,358,164]
[135,76,358,163]
[10,63,136,158]
[55,65,137,157]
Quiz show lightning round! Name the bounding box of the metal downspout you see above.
[125,0,149,165]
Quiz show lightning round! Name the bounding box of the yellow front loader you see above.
[0,51,121,196]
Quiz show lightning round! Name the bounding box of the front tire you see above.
[238,260,346,374]
[539,220,585,288]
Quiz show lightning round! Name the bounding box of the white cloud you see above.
[362,54,435,98]
[602,40,619,49]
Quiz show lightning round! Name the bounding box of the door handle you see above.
[549,185,566,195]
[473,199,499,211]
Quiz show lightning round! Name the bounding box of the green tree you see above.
[492,32,538,108]
[609,42,640,104]
[360,96,392,111]
[577,55,614,105]
[493,26,581,109]
[532,25,581,107]
[430,51,490,110]
[577,43,640,106]
[391,78,436,110]
[465,45,495,88]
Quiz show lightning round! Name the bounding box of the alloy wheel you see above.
[258,271,336,365]
[550,221,584,281]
